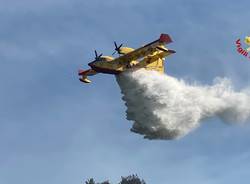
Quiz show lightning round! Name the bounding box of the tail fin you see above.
[159,34,173,44]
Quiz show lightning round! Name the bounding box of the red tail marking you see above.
[159,34,173,44]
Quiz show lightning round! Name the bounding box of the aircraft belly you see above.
[89,61,124,74]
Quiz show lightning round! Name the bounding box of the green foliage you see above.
[100,181,110,184]
[85,178,95,184]
[85,175,145,184]
[119,175,146,184]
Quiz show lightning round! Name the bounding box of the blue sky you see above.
[1,0,250,183]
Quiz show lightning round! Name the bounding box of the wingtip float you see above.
[78,33,175,83]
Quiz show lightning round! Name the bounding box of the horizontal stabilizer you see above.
[167,49,176,53]
[156,46,176,54]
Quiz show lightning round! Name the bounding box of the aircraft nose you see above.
[88,61,95,68]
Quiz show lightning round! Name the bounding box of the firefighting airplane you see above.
[78,33,175,83]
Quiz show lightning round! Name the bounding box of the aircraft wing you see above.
[113,33,173,63]
[78,69,96,76]
[78,69,97,83]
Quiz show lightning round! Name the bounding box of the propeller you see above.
[112,41,123,55]
[94,50,103,60]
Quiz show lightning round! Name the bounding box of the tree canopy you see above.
[85,175,146,184]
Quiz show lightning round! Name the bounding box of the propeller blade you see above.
[117,44,123,49]
[114,41,118,49]
[113,41,123,55]
[94,50,103,60]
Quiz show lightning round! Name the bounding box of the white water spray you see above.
[116,69,250,140]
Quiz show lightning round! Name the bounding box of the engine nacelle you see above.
[119,47,134,55]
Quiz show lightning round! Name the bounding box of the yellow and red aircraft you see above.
[78,33,175,83]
